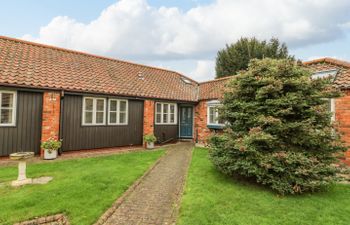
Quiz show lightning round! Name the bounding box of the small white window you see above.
[0,91,16,126]
[108,99,128,125]
[207,104,224,126]
[155,102,177,125]
[327,98,335,122]
[82,97,106,125]
[311,69,338,80]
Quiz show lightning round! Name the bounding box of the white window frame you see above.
[207,100,224,126]
[330,98,335,122]
[0,90,17,127]
[82,97,106,126]
[155,102,177,125]
[108,99,129,125]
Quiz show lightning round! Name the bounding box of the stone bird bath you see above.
[10,152,34,187]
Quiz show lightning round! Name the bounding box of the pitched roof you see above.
[303,57,350,88]
[198,77,231,100]
[0,36,198,102]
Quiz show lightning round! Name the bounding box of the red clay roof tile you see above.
[0,36,199,102]
[199,77,231,100]
[303,57,350,89]
[3,36,347,102]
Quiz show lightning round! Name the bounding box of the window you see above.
[311,70,337,122]
[108,99,128,125]
[82,97,106,125]
[155,102,177,124]
[327,98,335,122]
[0,91,16,126]
[311,69,338,80]
[207,104,224,126]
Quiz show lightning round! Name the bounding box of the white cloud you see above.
[190,60,215,81]
[22,0,350,80]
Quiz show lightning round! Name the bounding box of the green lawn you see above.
[178,148,350,225]
[0,150,164,225]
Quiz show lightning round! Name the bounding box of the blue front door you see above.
[180,106,193,138]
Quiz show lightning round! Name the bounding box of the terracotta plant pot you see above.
[44,149,57,160]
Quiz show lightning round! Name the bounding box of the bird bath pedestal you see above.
[10,152,34,187]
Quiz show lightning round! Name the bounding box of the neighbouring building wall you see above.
[194,101,223,145]
[195,101,209,144]
[196,77,230,145]
[61,95,143,151]
[0,90,43,156]
[143,100,155,142]
[335,90,350,165]
[154,125,178,143]
[154,102,179,143]
[41,91,61,156]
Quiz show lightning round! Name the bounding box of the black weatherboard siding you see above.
[154,125,178,143]
[61,94,144,151]
[0,91,43,156]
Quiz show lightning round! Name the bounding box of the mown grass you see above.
[0,150,164,225]
[178,148,350,225]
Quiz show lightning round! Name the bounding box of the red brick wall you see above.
[335,90,350,164]
[143,100,155,141]
[41,91,61,156]
[195,101,222,145]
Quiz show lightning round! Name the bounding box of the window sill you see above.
[0,125,16,128]
[81,124,107,127]
[207,124,224,129]
[107,124,129,126]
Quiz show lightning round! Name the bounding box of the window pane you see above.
[84,111,93,124]
[96,99,105,111]
[109,112,117,123]
[1,109,12,124]
[163,104,168,114]
[120,101,127,112]
[96,112,104,123]
[209,114,215,124]
[120,112,126,124]
[85,99,93,110]
[156,103,162,113]
[170,104,175,113]
[110,100,117,111]
[156,113,161,123]
[170,113,175,123]
[209,107,215,124]
[218,110,224,124]
[1,93,14,108]
[163,113,168,123]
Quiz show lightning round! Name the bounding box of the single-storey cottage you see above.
[0,36,349,164]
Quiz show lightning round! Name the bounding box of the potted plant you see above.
[144,134,157,149]
[41,138,62,160]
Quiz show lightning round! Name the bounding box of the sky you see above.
[1,0,350,81]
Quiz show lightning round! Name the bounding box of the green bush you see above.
[209,58,346,195]
[41,138,62,152]
[143,134,157,143]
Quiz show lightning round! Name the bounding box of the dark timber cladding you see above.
[0,91,43,156]
[61,94,144,151]
[154,125,178,143]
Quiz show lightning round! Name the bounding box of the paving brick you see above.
[99,143,193,225]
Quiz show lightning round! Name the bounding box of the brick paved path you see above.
[101,142,193,225]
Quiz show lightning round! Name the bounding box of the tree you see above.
[215,37,293,78]
[209,58,346,195]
